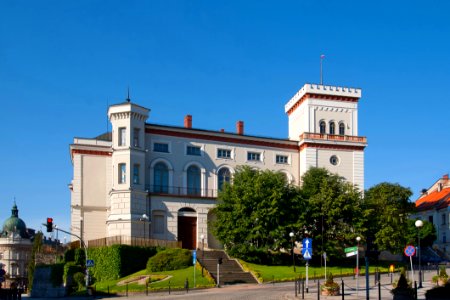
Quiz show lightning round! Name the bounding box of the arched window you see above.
[154,162,169,193]
[218,168,231,191]
[319,121,326,134]
[187,165,201,195]
[339,123,345,135]
[329,122,335,135]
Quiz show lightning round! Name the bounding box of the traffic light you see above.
[46,218,53,232]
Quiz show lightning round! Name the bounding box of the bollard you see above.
[317,280,320,300]
[378,280,381,300]
[414,281,417,300]
[169,280,171,295]
[341,279,344,300]
[390,272,393,284]
[185,278,189,293]
[295,279,298,297]
[302,279,305,299]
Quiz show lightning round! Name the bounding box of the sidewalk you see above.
[24,268,447,300]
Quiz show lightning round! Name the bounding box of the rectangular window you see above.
[153,215,165,234]
[217,149,231,159]
[133,164,140,184]
[133,128,140,148]
[429,215,434,224]
[187,145,201,156]
[118,163,126,184]
[276,155,288,164]
[247,152,261,161]
[153,142,169,153]
[119,127,126,146]
[442,214,446,225]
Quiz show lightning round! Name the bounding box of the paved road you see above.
[26,268,447,300]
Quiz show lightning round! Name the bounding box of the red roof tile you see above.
[415,187,450,211]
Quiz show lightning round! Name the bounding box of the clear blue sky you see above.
[1,1,449,237]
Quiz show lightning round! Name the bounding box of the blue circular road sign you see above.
[404,245,416,257]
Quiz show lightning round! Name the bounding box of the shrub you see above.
[73,272,86,291]
[74,248,86,266]
[50,263,64,287]
[64,248,75,263]
[88,245,159,282]
[146,248,191,272]
[63,262,84,289]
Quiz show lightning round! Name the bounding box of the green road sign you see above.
[345,246,358,253]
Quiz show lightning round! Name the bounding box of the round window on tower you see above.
[330,155,339,166]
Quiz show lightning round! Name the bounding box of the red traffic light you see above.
[46,218,53,232]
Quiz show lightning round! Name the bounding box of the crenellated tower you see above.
[285,83,367,189]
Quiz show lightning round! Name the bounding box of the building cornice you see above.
[300,142,365,151]
[146,126,300,151]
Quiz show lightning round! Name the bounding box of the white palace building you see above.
[69,83,367,249]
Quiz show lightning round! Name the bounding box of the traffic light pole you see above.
[43,223,90,292]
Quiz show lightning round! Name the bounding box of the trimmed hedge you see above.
[146,248,192,272]
[50,263,64,287]
[63,262,84,291]
[87,245,158,281]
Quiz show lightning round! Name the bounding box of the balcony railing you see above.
[145,185,219,198]
[300,132,367,143]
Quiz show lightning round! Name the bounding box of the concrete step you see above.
[197,250,258,285]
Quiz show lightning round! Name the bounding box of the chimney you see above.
[443,174,449,181]
[184,115,192,128]
[220,129,225,133]
[236,121,244,135]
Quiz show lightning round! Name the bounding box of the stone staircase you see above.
[197,250,258,285]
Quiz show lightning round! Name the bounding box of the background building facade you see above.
[69,83,367,249]
[414,174,450,258]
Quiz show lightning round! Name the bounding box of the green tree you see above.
[364,182,415,254]
[27,231,43,292]
[212,166,304,254]
[405,219,437,248]
[301,168,366,258]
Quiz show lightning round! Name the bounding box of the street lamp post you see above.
[415,220,423,288]
[356,236,361,295]
[200,234,205,277]
[289,232,296,272]
[141,214,149,241]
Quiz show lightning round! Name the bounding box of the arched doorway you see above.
[178,207,197,249]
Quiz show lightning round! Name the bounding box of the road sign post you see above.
[193,250,197,288]
[302,238,312,293]
[404,245,416,281]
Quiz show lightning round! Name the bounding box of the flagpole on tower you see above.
[320,54,325,85]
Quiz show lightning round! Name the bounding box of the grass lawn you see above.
[240,261,394,283]
[92,263,215,294]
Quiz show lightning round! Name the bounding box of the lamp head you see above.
[289,232,294,238]
[200,234,205,239]
[356,236,361,242]
[415,219,424,228]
